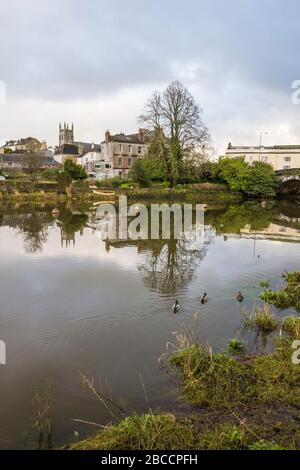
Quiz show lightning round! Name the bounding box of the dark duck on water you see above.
[201,293,208,304]
[172,300,181,313]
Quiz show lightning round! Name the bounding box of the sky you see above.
[1,0,300,154]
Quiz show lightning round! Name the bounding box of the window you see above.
[105,163,111,169]
[261,156,268,162]
[118,158,122,166]
[284,157,291,162]
[119,144,123,153]
[128,145,132,153]
[128,158,132,166]
[138,146,142,154]
[283,165,290,170]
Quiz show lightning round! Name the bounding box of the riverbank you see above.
[72,340,300,450]
[2,178,300,204]
[0,180,243,203]
[71,272,300,451]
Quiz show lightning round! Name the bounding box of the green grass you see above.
[261,272,300,311]
[260,279,270,289]
[71,413,199,450]
[71,415,298,450]
[227,338,246,355]
[171,346,254,407]
[172,340,300,408]
[282,316,300,338]
[243,304,278,333]
[197,424,250,450]
[249,441,291,450]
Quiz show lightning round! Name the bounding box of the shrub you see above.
[227,338,246,355]
[214,157,278,197]
[131,160,151,188]
[64,159,87,180]
[261,272,300,311]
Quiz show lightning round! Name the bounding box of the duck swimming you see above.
[236,291,244,302]
[172,300,181,313]
[201,293,208,304]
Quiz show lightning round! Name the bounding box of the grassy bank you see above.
[0,180,243,203]
[71,337,300,451]
[71,411,298,450]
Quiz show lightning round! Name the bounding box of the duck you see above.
[172,300,181,313]
[236,291,244,302]
[201,293,208,304]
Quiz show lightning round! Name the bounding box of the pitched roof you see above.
[102,130,154,145]
[55,144,79,155]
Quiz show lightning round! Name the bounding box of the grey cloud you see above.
[1,0,300,101]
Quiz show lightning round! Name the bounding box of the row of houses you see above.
[3,125,300,177]
[54,124,151,180]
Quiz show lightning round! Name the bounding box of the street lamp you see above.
[258,132,268,161]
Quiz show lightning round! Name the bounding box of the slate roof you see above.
[102,130,154,145]
[55,144,80,155]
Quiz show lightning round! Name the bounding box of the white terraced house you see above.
[225,143,300,171]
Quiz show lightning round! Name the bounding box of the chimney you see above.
[228,142,232,149]
[105,130,110,144]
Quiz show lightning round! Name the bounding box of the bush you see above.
[244,161,278,197]
[64,159,87,180]
[214,158,278,197]
[214,157,249,192]
[261,272,300,311]
[131,160,151,187]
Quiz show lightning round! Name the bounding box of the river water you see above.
[0,199,299,448]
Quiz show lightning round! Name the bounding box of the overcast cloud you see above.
[0,0,300,153]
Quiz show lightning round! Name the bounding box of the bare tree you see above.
[23,151,42,180]
[139,81,210,186]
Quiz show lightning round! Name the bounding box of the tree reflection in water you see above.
[18,211,49,253]
[137,235,210,295]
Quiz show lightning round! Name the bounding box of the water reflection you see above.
[0,199,300,448]
[0,199,300,254]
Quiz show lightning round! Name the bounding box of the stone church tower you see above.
[59,122,74,146]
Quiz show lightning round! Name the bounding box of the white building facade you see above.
[226,143,300,171]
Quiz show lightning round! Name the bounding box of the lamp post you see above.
[258,132,268,161]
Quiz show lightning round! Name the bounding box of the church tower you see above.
[59,122,74,146]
